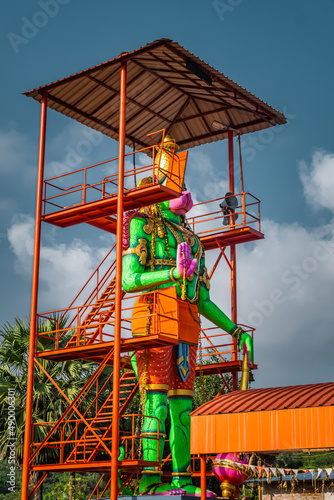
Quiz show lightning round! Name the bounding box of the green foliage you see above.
[0,316,99,499]
[193,371,225,409]
[44,475,89,500]
[0,460,21,499]
[193,351,232,409]
[0,317,95,464]
[275,451,334,469]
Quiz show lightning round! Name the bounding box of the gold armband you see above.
[232,326,243,339]
[141,469,161,475]
[122,238,148,266]
[171,472,192,477]
[199,266,210,290]
[170,267,179,283]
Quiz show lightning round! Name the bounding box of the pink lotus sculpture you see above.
[212,452,251,499]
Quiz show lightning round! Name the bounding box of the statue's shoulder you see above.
[123,211,151,250]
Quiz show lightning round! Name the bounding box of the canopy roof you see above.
[191,382,334,415]
[24,39,286,150]
[190,383,334,454]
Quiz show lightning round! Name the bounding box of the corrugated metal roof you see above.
[24,39,286,151]
[191,382,334,416]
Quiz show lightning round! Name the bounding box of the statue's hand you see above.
[233,327,254,367]
[176,242,197,279]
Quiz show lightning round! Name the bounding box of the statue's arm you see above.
[197,263,253,365]
[197,282,236,334]
[122,217,177,293]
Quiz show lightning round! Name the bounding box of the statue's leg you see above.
[169,346,217,497]
[139,389,168,493]
[135,347,173,493]
[169,394,192,476]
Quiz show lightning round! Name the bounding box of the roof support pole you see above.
[110,61,127,500]
[200,454,207,500]
[21,93,48,500]
[228,130,238,391]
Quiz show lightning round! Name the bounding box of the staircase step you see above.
[91,427,111,431]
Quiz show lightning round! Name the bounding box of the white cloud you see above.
[198,148,334,388]
[207,216,334,388]
[7,214,35,274]
[0,127,34,175]
[299,150,334,211]
[7,214,113,311]
[6,143,334,390]
[187,150,229,201]
[44,121,115,179]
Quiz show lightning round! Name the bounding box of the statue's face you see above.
[160,190,193,215]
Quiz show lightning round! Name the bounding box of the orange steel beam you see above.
[209,251,224,280]
[33,358,113,457]
[43,183,181,228]
[34,360,123,463]
[228,130,238,391]
[217,241,232,270]
[31,458,159,473]
[200,227,263,250]
[111,60,127,500]
[22,93,48,500]
[238,135,245,194]
[36,333,179,362]
[30,348,115,463]
[200,454,206,500]
[28,472,48,499]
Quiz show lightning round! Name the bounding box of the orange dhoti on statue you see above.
[132,287,200,397]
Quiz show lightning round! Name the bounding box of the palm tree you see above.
[0,317,94,499]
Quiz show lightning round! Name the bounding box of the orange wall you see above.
[190,406,334,454]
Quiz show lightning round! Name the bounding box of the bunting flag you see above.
[326,468,332,479]
[257,466,264,477]
[246,466,333,483]
[270,467,278,477]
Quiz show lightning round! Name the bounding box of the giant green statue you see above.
[122,137,253,496]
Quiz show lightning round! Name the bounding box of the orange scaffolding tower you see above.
[22,39,286,500]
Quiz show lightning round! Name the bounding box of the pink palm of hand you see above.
[176,242,197,279]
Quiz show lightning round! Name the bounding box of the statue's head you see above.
[161,190,193,215]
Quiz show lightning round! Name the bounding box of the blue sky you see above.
[1,0,334,388]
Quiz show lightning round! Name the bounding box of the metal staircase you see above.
[65,369,138,464]
[66,275,125,348]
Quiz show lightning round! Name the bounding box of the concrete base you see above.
[90,496,201,500]
[118,494,200,500]
[120,497,200,500]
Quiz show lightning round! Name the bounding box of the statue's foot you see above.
[171,477,217,497]
[139,473,186,496]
